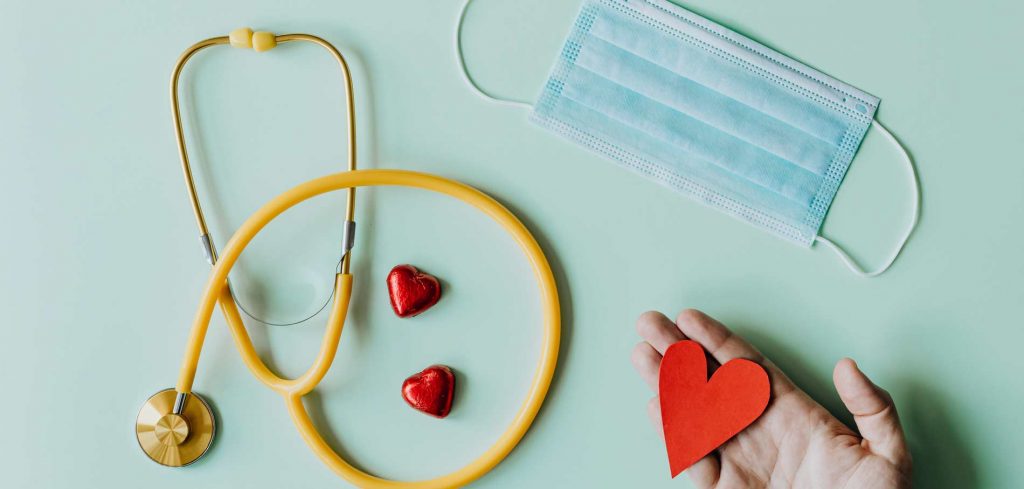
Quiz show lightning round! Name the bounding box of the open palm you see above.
[631,310,912,488]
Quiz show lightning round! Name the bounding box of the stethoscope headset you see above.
[135,28,560,488]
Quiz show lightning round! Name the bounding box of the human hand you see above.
[631,310,912,488]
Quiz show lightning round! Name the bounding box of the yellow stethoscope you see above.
[135,28,560,488]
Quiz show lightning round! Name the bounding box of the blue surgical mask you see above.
[455,0,919,277]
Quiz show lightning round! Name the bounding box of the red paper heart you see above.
[659,340,770,477]
[402,365,455,418]
[386,264,442,318]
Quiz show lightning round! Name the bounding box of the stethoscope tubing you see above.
[176,168,561,488]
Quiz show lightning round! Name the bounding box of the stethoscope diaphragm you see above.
[135,388,215,467]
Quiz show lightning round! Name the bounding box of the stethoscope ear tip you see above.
[135,388,216,467]
[229,27,253,48]
[229,27,278,52]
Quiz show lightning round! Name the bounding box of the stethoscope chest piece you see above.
[136,389,215,467]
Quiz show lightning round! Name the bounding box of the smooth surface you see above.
[1,0,1022,487]
[135,389,216,467]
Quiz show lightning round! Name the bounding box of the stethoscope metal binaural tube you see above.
[137,28,362,465]
[170,30,358,295]
[170,29,361,405]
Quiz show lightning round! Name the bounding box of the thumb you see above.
[833,358,910,466]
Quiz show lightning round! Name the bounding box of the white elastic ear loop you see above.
[815,120,920,277]
[455,0,534,109]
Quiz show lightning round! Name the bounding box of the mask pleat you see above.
[575,37,837,177]
[550,94,811,227]
[563,66,821,206]
[588,9,851,146]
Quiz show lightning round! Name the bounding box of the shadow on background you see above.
[902,381,979,488]
[735,326,847,418]
[498,199,573,434]
[303,390,371,473]
[735,326,978,488]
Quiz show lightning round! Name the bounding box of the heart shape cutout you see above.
[402,365,455,418]
[386,264,442,318]
[659,340,770,477]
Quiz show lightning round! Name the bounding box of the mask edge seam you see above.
[802,119,872,238]
[635,0,876,108]
[601,0,877,123]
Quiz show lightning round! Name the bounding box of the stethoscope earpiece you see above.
[228,27,253,48]
[228,27,278,52]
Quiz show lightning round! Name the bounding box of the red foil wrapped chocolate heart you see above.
[402,365,455,418]
[386,264,442,318]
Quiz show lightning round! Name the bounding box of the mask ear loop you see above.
[815,120,920,277]
[455,0,534,109]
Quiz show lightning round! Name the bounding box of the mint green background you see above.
[2,0,1021,487]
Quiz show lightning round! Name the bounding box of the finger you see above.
[833,358,910,467]
[687,453,722,489]
[647,396,663,434]
[631,342,662,392]
[673,309,764,364]
[673,309,797,393]
[648,396,721,488]
[636,311,687,354]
